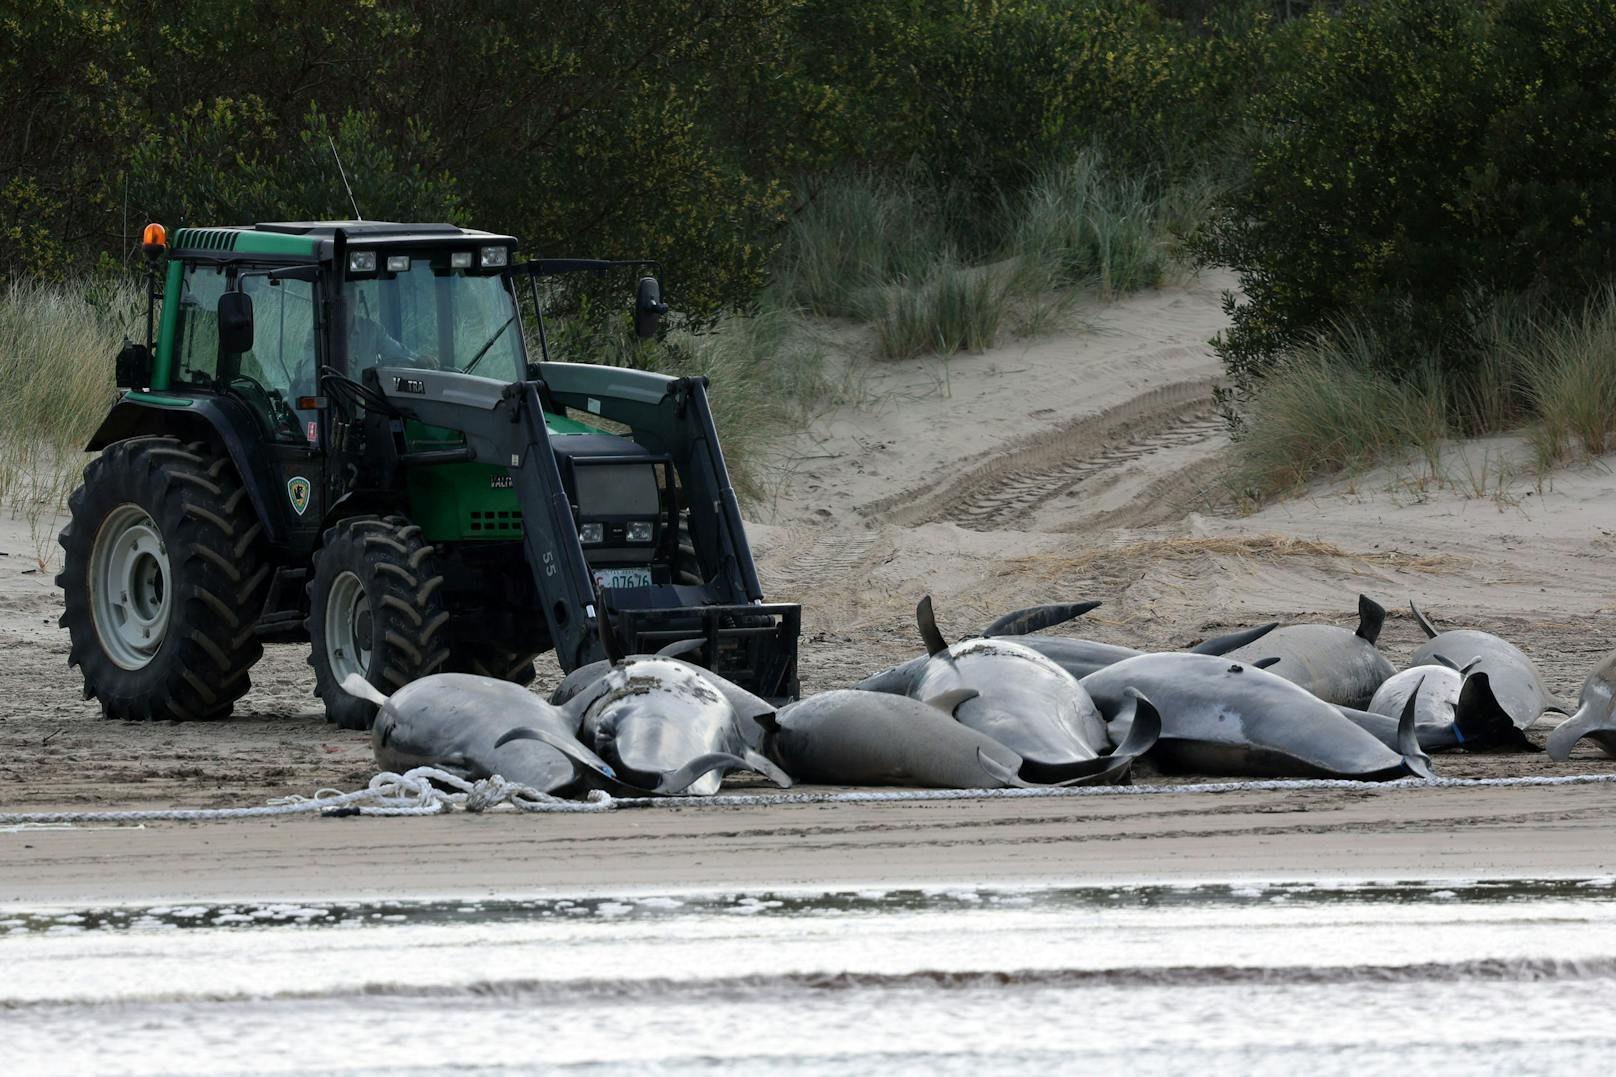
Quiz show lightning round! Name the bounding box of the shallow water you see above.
[4,879,1615,1075]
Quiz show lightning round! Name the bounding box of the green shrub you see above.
[1198,0,1616,399]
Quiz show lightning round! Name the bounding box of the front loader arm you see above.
[372,368,602,668]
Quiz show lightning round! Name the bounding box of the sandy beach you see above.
[5,269,1616,905]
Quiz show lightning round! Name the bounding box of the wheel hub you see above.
[325,571,372,683]
[89,505,173,671]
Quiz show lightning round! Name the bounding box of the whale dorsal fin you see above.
[1356,594,1387,644]
[1252,656,1282,670]
[1409,599,1440,639]
[917,595,949,656]
[982,601,1101,637]
[924,688,979,716]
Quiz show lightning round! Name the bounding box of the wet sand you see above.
[7,780,1616,906]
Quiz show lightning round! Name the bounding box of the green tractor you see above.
[58,221,799,728]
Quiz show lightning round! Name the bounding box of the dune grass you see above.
[774,149,1199,360]
[1231,286,1616,500]
[0,279,134,549]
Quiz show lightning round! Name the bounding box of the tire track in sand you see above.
[864,380,1225,532]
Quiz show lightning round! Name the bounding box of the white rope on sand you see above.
[0,768,614,826]
[1,769,1614,826]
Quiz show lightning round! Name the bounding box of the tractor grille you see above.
[467,509,522,537]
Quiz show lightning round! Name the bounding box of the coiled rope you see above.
[2,769,1615,827]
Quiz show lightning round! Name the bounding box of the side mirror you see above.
[218,289,255,354]
[634,276,669,340]
[114,338,152,390]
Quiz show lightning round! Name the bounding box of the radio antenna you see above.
[328,133,363,221]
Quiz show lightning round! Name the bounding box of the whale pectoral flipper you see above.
[1110,688,1161,761]
[742,749,794,788]
[974,748,1034,789]
[917,595,949,657]
[340,673,390,707]
[653,752,750,795]
[923,688,980,716]
[1190,622,1279,655]
[1409,599,1440,639]
[1395,682,1435,779]
[981,601,1102,638]
[1546,703,1605,761]
[1356,594,1387,644]
[494,725,618,779]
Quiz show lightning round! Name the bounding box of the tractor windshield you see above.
[344,260,523,378]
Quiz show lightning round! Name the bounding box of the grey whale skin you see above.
[1547,647,1616,761]
[349,672,612,796]
[557,657,789,796]
[762,687,1160,789]
[1224,594,1395,709]
[904,597,1126,782]
[1408,600,1566,734]
[1079,653,1432,780]
[551,642,776,752]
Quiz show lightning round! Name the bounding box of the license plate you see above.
[593,567,652,589]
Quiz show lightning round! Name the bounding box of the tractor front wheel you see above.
[306,516,451,729]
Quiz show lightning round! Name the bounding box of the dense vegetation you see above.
[7,0,1616,507]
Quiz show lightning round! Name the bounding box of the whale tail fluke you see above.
[340,673,389,707]
[982,601,1101,638]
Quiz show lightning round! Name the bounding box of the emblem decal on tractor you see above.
[287,476,312,516]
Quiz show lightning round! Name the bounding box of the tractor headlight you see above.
[348,251,376,272]
[385,255,410,272]
[579,523,604,544]
[627,521,654,544]
[450,251,473,269]
[480,246,508,268]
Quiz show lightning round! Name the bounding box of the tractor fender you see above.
[86,394,292,546]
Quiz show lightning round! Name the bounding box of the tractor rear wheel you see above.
[57,437,271,720]
[306,515,451,729]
